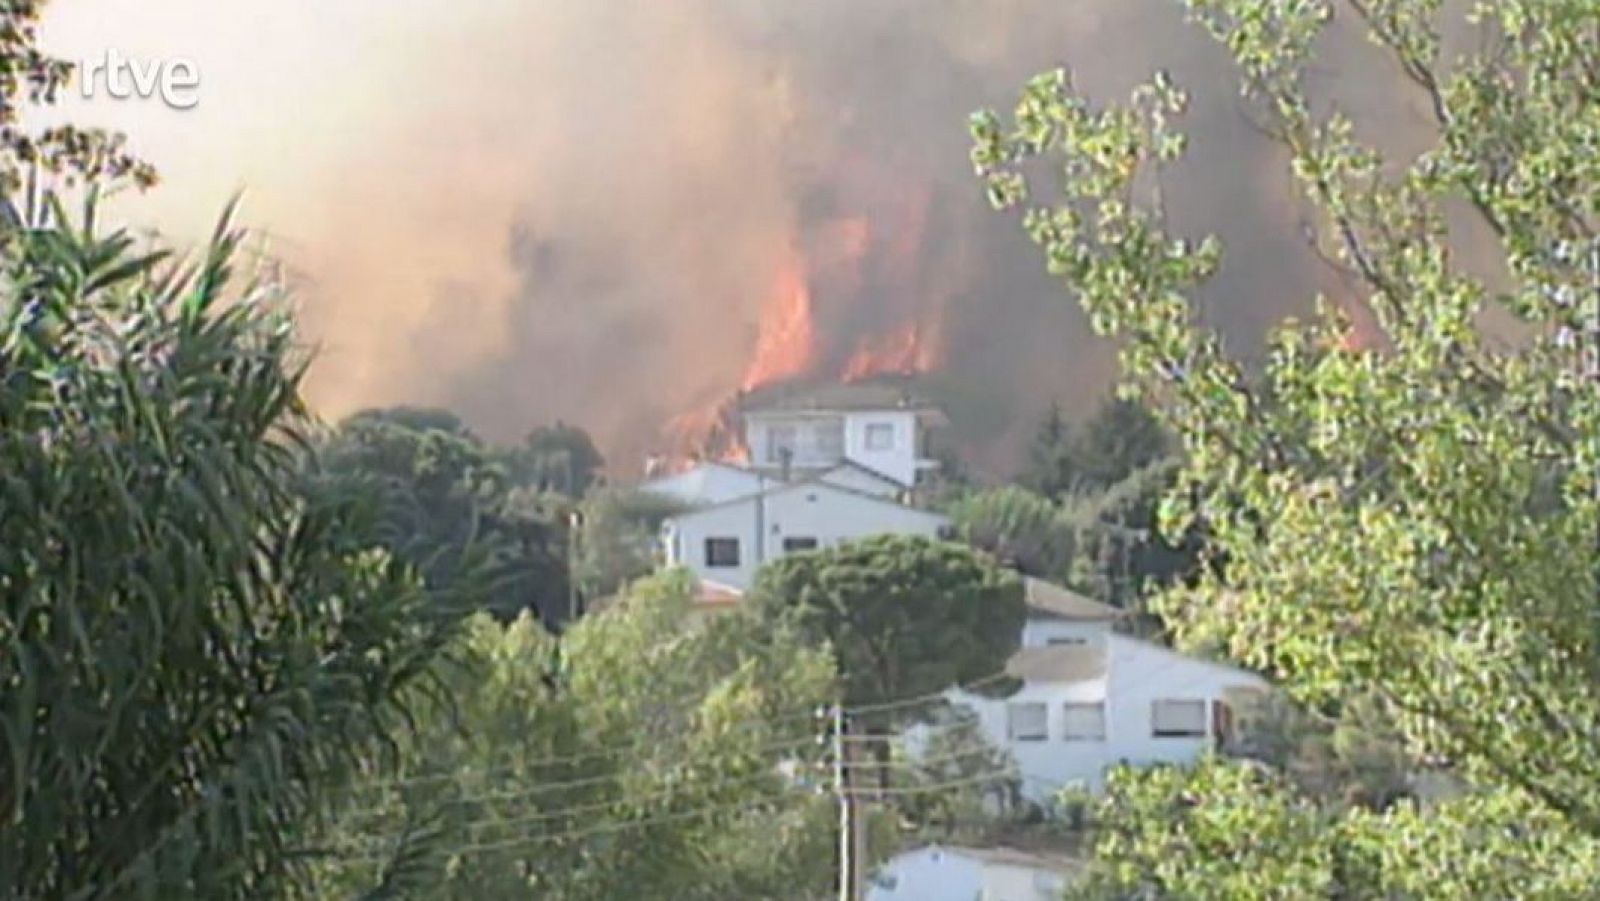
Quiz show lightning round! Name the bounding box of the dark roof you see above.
[738,377,946,422]
[1023,578,1124,621]
[1005,645,1107,683]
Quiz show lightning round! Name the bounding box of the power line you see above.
[342,789,811,863]
[346,707,831,793]
[340,733,828,818]
[850,767,1022,798]
[346,671,1011,795]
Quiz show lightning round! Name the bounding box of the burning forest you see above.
[51,0,1435,475]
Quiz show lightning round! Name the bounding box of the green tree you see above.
[1073,458,1203,610]
[509,420,605,497]
[947,484,1085,581]
[973,0,1600,892]
[1022,396,1171,499]
[1023,401,1079,498]
[318,407,571,623]
[0,8,461,896]
[0,168,458,899]
[1071,396,1170,492]
[751,535,1025,786]
[892,708,1024,840]
[312,571,839,901]
[570,486,685,601]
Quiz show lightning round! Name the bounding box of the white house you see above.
[658,478,951,590]
[868,844,1079,901]
[642,459,904,507]
[639,460,779,506]
[738,380,946,489]
[941,579,1269,801]
[636,382,953,591]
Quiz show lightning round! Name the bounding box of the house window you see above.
[782,536,819,553]
[1006,702,1048,742]
[1061,702,1106,741]
[766,425,798,464]
[1151,699,1207,738]
[704,537,740,568]
[864,422,895,451]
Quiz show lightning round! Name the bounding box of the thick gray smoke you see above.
[40,0,1431,474]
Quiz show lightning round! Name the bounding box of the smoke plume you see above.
[37,0,1435,475]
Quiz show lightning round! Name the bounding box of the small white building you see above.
[738,380,946,489]
[942,579,1269,801]
[638,382,952,591]
[658,478,950,590]
[868,844,1079,901]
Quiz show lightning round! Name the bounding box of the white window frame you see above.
[1061,701,1106,741]
[1006,702,1048,742]
[704,536,741,569]
[1151,699,1207,738]
[864,422,895,451]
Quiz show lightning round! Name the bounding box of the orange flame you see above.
[841,316,942,382]
[740,251,818,392]
[659,176,948,466]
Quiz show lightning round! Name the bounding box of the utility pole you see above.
[833,704,865,901]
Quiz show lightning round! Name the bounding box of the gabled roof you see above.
[663,475,948,525]
[1005,645,1107,684]
[823,457,909,489]
[637,461,778,505]
[1023,578,1124,622]
[749,457,912,491]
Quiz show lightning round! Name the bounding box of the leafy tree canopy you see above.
[318,406,572,623]
[974,0,1600,891]
[0,17,459,889]
[1022,395,1170,499]
[312,571,839,901]
[751,535,1025,717]
[512,420,605,497]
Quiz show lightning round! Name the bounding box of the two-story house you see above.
[937,578,1268,802]
[640,382,952,592]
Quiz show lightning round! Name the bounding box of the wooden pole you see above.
[834,704,865,901]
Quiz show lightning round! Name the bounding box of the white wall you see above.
[868,848,982,901]
[946,669,1112,799]
[1103,634,1267,772]
[982,863,1069,901]
[662,482,949,590]
[745,412,846,469]
[945,632,1267,801]
[870,848,1065,901]
[843,410,920,486]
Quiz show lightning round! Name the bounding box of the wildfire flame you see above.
[660,174,946,466]
[740,251,818,392]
